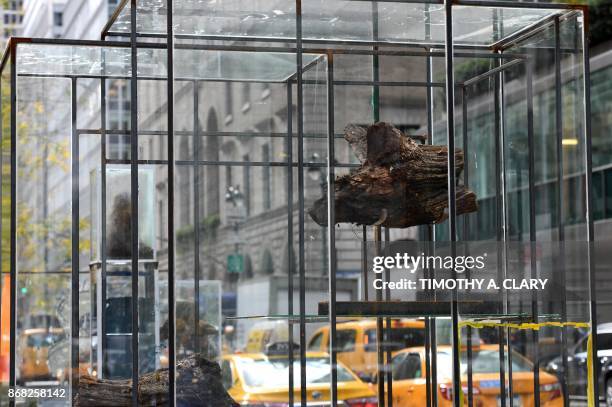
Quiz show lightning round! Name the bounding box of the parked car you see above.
[545,323,612,406]
[308,319,425,379]
[387,344,563,407]
[18,328,65,384]
[220,343,377,406]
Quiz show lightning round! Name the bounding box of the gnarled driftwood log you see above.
[309,122,477,228]
[75,354,238,407]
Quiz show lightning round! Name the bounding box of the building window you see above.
[179,138,191,227]
[158,199,165,245]
[242,154,250,216]
[53,11,63,27]
[262,144,271,210]
[224,83,233,124]
[225,166,232,189]
[205,110,220,217]
[107,80,130,159]
[261,83,271,100]
[241,83,251,113]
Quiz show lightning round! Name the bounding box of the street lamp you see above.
[225,185,245,284]
[225,185,244,206]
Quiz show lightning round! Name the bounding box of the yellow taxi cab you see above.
[307,319,425,378]
[220,343,377,406]
[387,345,563,407]
[18,328,65,383]
[244,320,291,354]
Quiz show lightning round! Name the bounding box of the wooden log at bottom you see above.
[75,354,238,407]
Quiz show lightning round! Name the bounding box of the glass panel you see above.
[174,49,320,82]
[171,39,329,401]
[14,69,73,401]
[108,0,561,47]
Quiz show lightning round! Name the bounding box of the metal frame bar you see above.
[286,79,295,407]
[374,225,385,406]
[444,2,463,406]
[0,52,3,400]
[462,85,474,407]
[526,50,541,407]
[424,4,437,405]
[296,1,308,406]
[99,45,109,381]
[8,39,16,403]
[462,59,523,87]
[192,80,202,354]
[581,8,600,406]
[110,31,488,50]
[70,76,80,403]
[0,36,540,73]
[554,17,570,407]
[370,4,387,405]
[491,12,563,52]
[326,51,338,407]
[129,1,139,405]
[167,0,176,402]
[494,48,508,407]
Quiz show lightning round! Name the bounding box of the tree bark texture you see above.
[75,354,238,406]
[309,122,478,228]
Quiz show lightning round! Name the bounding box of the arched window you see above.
[205,109,220,218]
[179,137,191,227]
[260,249,274,275]
[242,254,253,280]
[281,242,297,276]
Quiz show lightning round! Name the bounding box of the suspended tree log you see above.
[75,354,238,407]
[309,122,478,228]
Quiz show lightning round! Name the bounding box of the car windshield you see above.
[365,327,425,352]
[436,350,532,379]
[236,357,356,388]
[597,333,612,350]
[27,332,64,348]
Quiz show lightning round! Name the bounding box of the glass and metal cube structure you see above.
[0,0,599,406]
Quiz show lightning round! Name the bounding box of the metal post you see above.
[554,18,570,407]
[443,2,462,406]
[526,56,541,407]
[581,8,600,406]
[193,80,201,352]
[362,225,368,301]
[495,44,513,406]
[384,226,392,407]
[167,0,177,403]
[129,1,139,405]
[374,225,385,407]
[100,48,109,380]
[286,81,295,407]
[462,87,474,407]
[295,1,307,405]
[71,77,80,403]
[9,40,17,402]
[424,5,437,406]
[0,73,3,397]
[326,52,338,407]
[370,14,383,401]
